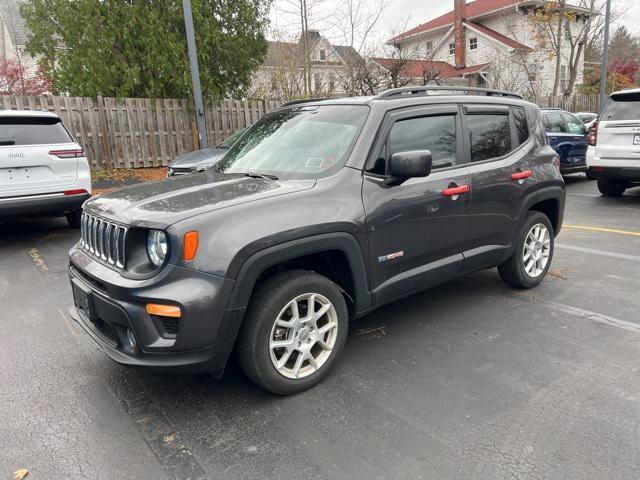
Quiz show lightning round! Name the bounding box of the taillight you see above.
[49,149,84,159]
[63,189,88,196]
[587,121,599,146]
[553,156,560,170]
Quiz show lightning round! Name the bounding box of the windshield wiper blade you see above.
[242,171,279,180]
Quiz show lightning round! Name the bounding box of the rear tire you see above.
[237,269,348,395]
[597,178,627,197]
[498,211,554,289]
[66,210,82,228]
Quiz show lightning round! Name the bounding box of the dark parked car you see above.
[541,108,591,178]
[167,127,247,176]
[69,87,565,394]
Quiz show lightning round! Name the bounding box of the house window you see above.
[328,74,335,92]
[425,40,434,56]
[469,37,478,50]
[270,77,277,92]
[314,72,322,91]
[449,43,455,55]
[320,49,326,60]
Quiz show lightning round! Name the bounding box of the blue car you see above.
[541,109,592,178]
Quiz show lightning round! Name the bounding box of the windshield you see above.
[217,105,369,179]
[602,96,640,121]
[220,127,247,148]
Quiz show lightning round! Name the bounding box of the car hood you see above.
[83,171,316,228]
[168,148,227,169]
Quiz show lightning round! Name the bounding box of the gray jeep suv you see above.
[68,87,565,394]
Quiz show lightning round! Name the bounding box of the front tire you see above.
[597,178,627,196]
[498,211,554,289]
[237,270,348,395]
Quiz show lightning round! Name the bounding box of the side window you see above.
[544,112,566,133]
[467,113,512,162]
[562,112,587,134]
[512,107,530,145]
[387,115,457,171]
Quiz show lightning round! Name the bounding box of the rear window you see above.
[468,113,512,162]
[0,117,73,146]
[602,97,640,121]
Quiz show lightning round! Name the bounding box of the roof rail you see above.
[375,86,524,100]
[279,98,330,107]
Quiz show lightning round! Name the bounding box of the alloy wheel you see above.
[269,293,339,379]
[522,223,551,278]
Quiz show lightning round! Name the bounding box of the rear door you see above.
[0,115,80,198]
[560,111,588,163]
[463,104,535,271]
[597,92,640,161]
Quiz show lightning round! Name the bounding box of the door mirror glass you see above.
[388,150,432,179]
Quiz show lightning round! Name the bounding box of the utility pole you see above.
[182,0,208,149]
[598,0,612,114]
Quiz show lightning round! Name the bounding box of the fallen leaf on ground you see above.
[548,269,569,280]
[14,469,28,479]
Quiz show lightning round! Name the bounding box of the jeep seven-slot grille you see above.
[80,213,128,268]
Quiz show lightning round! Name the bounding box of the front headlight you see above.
[147,230,168,267]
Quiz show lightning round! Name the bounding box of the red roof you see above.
[389,0,520,42]
[372,58,489,78]
[466,21,531,50]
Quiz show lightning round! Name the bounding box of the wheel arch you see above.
[226,233,372,316]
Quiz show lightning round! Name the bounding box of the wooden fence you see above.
[0,95,281,169]
[539,94,600,113]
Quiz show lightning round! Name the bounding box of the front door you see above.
[362,105,470,306]
[463,104,536,271]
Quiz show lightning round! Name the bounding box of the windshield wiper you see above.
[241,171,279,180]
[0,140,15,146]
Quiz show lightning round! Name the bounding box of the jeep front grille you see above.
[80,213,128,268]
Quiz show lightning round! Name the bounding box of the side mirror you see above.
[388,150,432,180]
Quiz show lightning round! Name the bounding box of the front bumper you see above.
[0,192,90,216]
[68,246,242,375]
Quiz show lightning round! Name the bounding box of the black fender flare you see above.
[515,185,565,240]
[226,232,372,313]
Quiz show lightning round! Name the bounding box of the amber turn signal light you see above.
[146,303,181,318]
[183,231,199,261]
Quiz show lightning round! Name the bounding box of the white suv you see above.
[0,110,91,226]
[586,89,640,196]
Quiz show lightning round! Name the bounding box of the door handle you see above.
[511,170,533,181]
[442,184,470,197]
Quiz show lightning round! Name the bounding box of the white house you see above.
[385,0,593,97]
[251,30,365,99]
[0,0,37,73]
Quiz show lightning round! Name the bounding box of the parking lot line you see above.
[556,243,640,262]
[564,224,640,237]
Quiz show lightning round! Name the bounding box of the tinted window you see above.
[0,117,72,146]
[602,98,640,121]
[543,112,566,133]
[562,112,587,134]
[385,115,457,171]
[467,114,512,162]
[513,108,530,145]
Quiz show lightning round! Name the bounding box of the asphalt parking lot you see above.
[2,177,640,480]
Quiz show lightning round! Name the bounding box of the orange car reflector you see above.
[183,231,199,261]
[146,304,181,318]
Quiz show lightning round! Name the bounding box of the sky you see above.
[269,0,640,51]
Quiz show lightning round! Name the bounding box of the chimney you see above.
[454,0,466,69]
